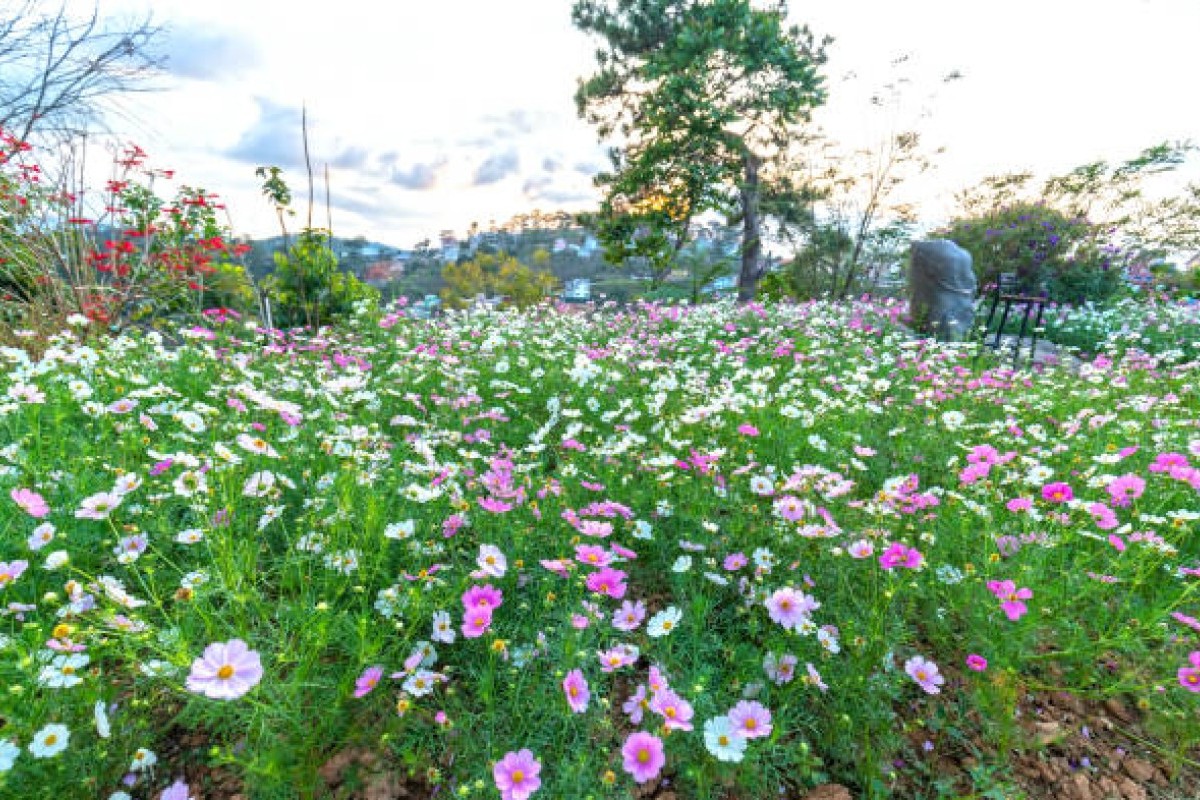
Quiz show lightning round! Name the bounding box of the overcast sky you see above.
[51,0,1200,247]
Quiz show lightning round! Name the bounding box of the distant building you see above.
[562,278,592,302]
[363,260,405,286]
[439,230,460,263]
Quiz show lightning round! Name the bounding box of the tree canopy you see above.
[572,0,830,299]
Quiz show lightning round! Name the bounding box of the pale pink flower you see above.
[185,639,263,700]
[493,749,541,800]
[562,668,589,713]
[10,488,49,518]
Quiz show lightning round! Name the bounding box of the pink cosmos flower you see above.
[1179,652,1200,692]
[1040,481,1073,503]
[562,668,589,713]
[621,732,665,784]
[598,645,638,673]
[1105,473,1146,507]
[649,688,694,731]
[1088,502,1119,530]
[612,599,647,632]
[0,560,29,590]
[966,654,988,672]
[764,652,798,685]
[648,664,669,695]
[1149,452,1189,473]
[765,587,819,631]
[610,543,638,560]
[539,558,572,577]
[847,540,874,559]
[1006,497,1033,513]
[462,584,504,612]
[623,684,647,724]
[737,424,759,437]
[723,552,748,571]
[185,639,264,700]
[987,579,1032,621]
[478,497,513,513]
[462,606,494,638]
[585,566,627,599]
[10,488,49,518]
[904,655,944,694]
[728,700,772,739]
[576,519,613,538]
[575,544,612,567]
[354,665,384,698]
[879,542,923,570]
[493,748,541,800]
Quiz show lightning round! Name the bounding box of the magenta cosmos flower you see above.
[1178,652,1200,693]
[462,584,504,612]
[966,654,988,672]
[879,542,923,570]
[1040,481,1073,503]
[493,749,541,800]
[621,731,665,784]
[727,700,772,739]
[585,566,627,599]
[10,488,49,518]
[186,639,263,700]
[904,655,944,694]
[986,579,1032,621]
[562,668,590,713]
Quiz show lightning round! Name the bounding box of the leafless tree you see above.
[0,1,163,142]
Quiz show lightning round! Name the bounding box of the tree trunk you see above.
[737,150,762,302]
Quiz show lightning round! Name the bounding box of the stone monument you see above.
[908,239,977,341]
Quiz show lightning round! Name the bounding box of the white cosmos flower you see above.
[703,716,746,762]
[0,739,19,772]
[647,606,682,638]
[29,724,69,758]
[94,700,111,739]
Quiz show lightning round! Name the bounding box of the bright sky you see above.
[50,0,1200,248]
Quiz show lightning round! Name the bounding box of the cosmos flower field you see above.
[1,298,1199,799]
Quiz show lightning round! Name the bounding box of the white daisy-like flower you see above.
[37,653,89,689]
[703,716,746,762]
[647,606,683,638]
[384,520,415,540]
[476,544,507,577]
[0,739,19,772]
[129,747,157,771]
[28,724,70,758]
[431,611,456,644]
[176,528,204,544]
[94,700,111,739]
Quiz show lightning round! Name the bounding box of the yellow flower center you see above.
[637,749,650,764]
[665,707,676,718]
[745,718,757,730]
[718,735,730,746]
[512,770,525,783]
[217,664,235,680]
[44,734,57,746]
[62,666,75,675]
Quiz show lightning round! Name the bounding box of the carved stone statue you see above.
[908,239,977,341]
